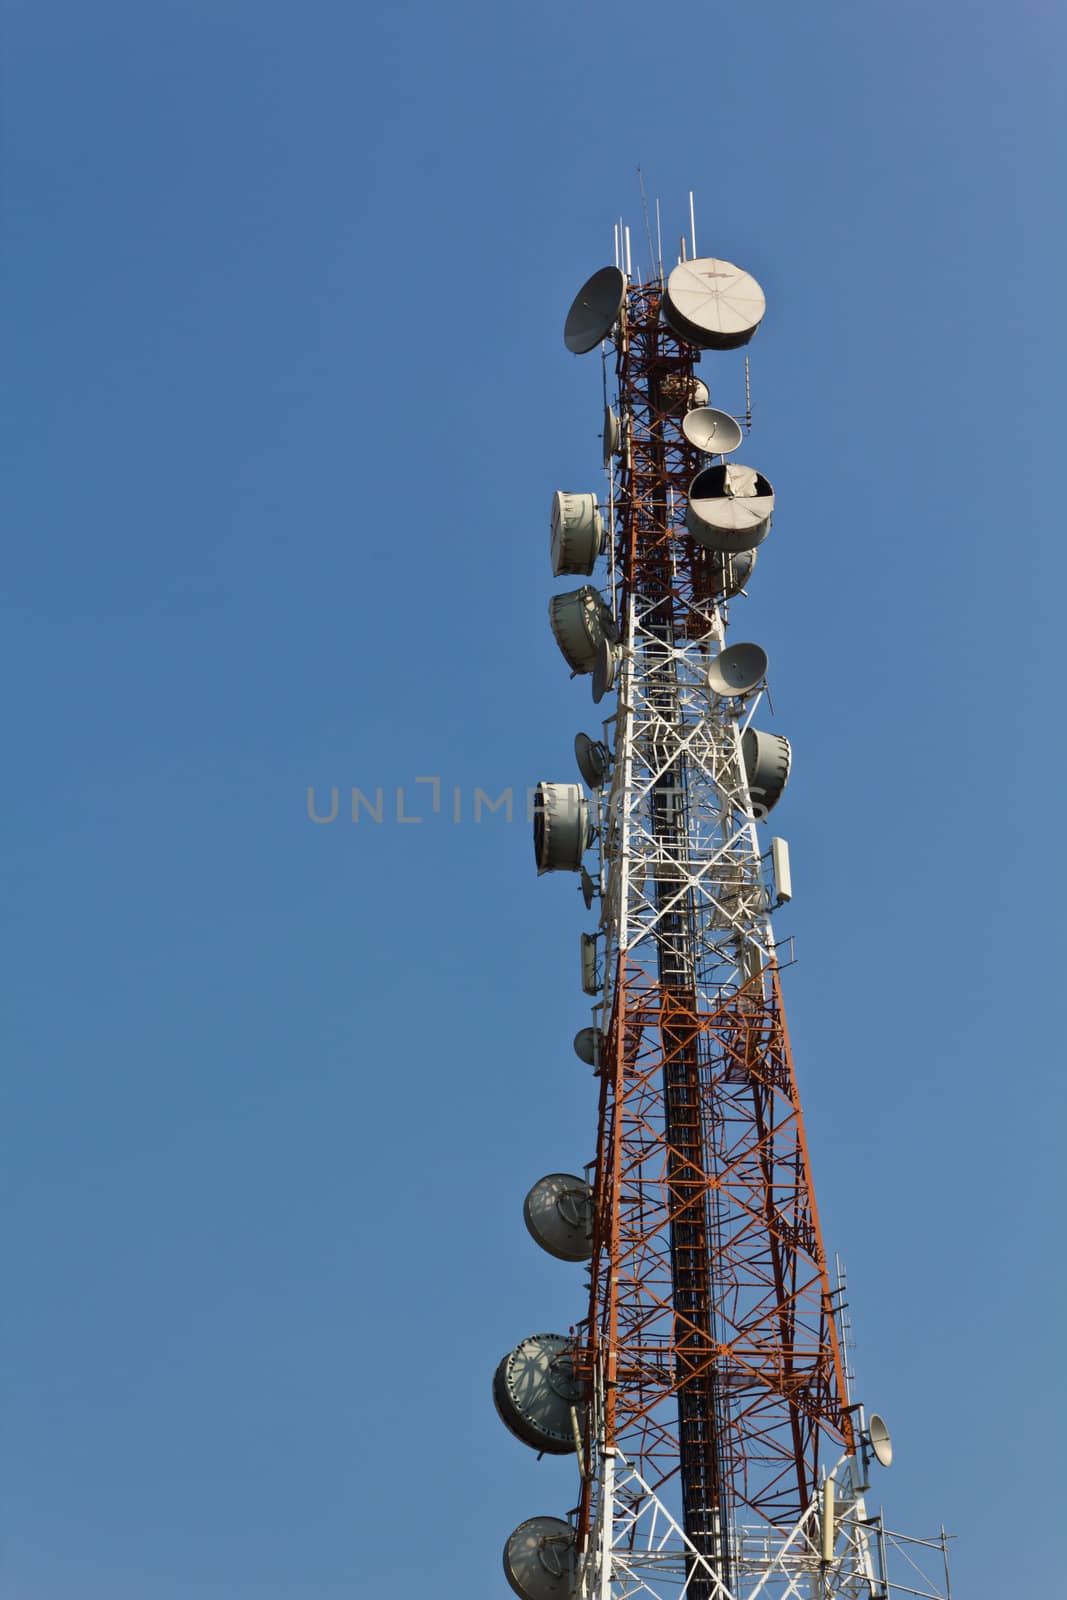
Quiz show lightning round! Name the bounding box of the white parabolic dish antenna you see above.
[564,266,626,354]
[868,1413,893,1468]
[707,641,768,697]
[663,257,766,350]
[682,406,744,455]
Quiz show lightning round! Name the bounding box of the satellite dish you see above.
[523,1173,594,1262]
[703,546,757,600]
[682,406,744,455]
[591,637,617,704]
[494,1334,581,1455]
[564,266,626,354]
[742,728,792,817]
[602,406,620,465]
[573,1026,606,1065]
[580,867,596,910]
[574,732,611,789]
[707,641,768,697]
[551,491,603,577]
[504,1517,577,1600]
[549,587,614,675]
[533,782,590,874]
[686,462,775,553]
[868,1413,894,1469]
[663,257,766,350]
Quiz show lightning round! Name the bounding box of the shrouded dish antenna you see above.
[663,257,766,350]
[682,406,744,455]
[493,1333,581,1454]
[573,1026,606,1065]
[868,1413,894,1468]
[564,266,626,354]
[534,782,590,874]
[523,1173,594,1262]
[549,587,616,675]
[503,1517,577,1600]
[574,732,611,789]
[603,406,620,464]
[704,547,757,600]
[551,491,604,578]
[591,637,618,704]
[687,463,775,553]
[742,728,792,817]
[660,373,709,416]
[707,641,768,698]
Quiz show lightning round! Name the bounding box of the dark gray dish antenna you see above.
[574,731,611,789]
[682,406,744,455]
[868,1413,894,1468]
[663,257,766,350]
[564,266,626,354]
[523,1173,594,1262]
[573,1026,606,1066]
[742,728,792,816]
[503,1517,577,1600]
[687,462,774,553]
[551,491,603,578]
[549,587,615,675]
[533,782,590,874]
[580,866,596,911]
[591,637,617,704]
[493,1333,581,1455]
[602,406,620,465]
[707,641,768,698]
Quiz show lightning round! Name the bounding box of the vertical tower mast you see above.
[494,219,954,1600]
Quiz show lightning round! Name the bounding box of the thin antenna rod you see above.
[624,226,632,280]
[689,190,697,258]
[613,223,619,270]
[637,167,655,287]
[655,198,663,285]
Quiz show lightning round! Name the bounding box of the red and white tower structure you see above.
[493,210,953,1600]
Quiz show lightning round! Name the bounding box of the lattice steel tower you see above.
[493,210,953,1600]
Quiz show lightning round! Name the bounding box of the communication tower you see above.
[494,203,954,1600]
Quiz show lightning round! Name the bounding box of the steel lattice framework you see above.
[504,258,953,1600]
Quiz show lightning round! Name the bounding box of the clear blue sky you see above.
[2,3,1064,1596]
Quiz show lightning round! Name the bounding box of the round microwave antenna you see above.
[523,1173,594,1262]
[574,732,611,789]
[686,462,775,553]
[602,406,620,465]
[591,637,617,704]
[564,266,626,354]
[494,1333,581,1454]
[551,491,603,578]
[868,1413,894,1468]
[663,257,766,350]
[503,1517,577,1600]
[707,641,768,698]
[533,782,590,874]
[706,546,757,600]
[682,406,744,455]
[580,866,596,910]
[742,728,792,816]
[573,1026,606,1065]
[549,587,614,675]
